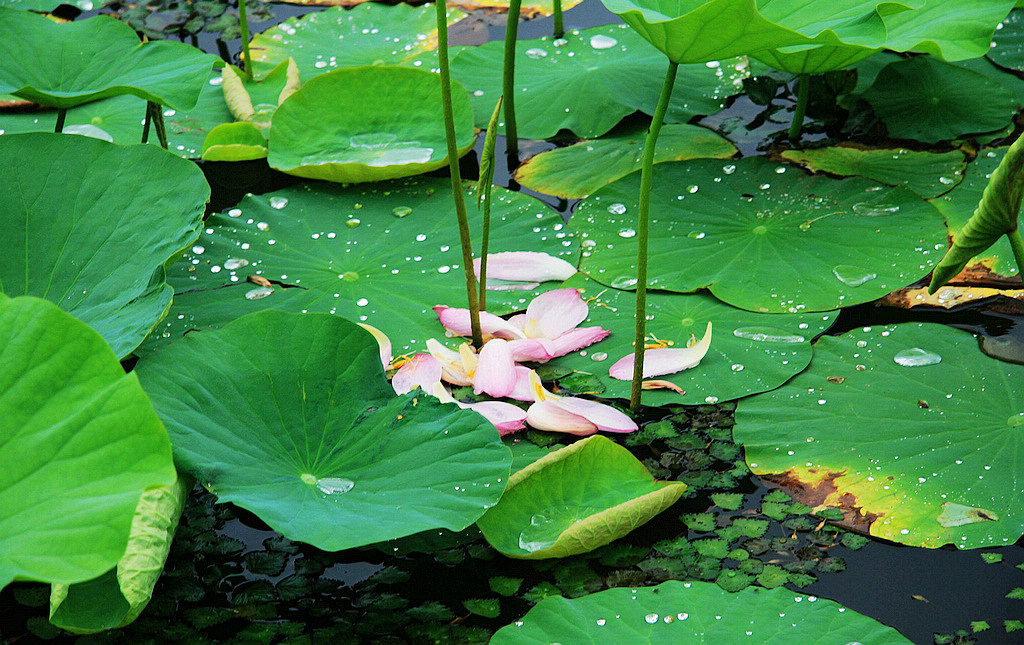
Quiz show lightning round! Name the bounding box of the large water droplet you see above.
[733,326,805,343]
[269,196,289,210]
[192,245,205,254]
[644,613,659,624]
[611,276,638,289]
[893,348,941,367]
[590,34,618,49]
[618,227,637,238]
[316,477,354,494]
[832,265,877,287]
[392,206,412,218]
[1008,412,1024,427]
[525,47,548,59]
[591,352,608,361]
[224,258,249,270]
[245,286,274,300]
[607,202,627,215]
[518,513,560,553]
[853,203,900,216]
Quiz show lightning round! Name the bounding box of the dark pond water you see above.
[2,1,1024,644]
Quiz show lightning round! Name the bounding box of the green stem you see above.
[478,96,504,310]
[54,108,66,133]
[553,0,563,39]
[1009,228,1024,281]
[147,101,168,149]
[788,74,809,141]
[479,195,492,311]
[501,0,521,159]
[630,59,678,414]
[238,0,253,81]
[436,0,483,348]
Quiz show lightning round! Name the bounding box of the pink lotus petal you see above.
[357,323,392,370]
[524,288,589,339]
[392,354,442,395]
[473,251,577,283]
[472,338,517,398]
[609,321,713,380]
[485,281,541,291]
[507,366,537,402]
[554,396,637,433]
[545,326,610,358]
[464,400,528,436]
[526,400,598,436]
[507,338,555,362]
[426,338,473,386]
[433,306,525,340]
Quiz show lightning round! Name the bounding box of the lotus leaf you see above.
[491,581,911,643]
[0,0,96,9]
[201,122,268,161]
[135,311,511,551]
[545,276,837,406]
[49,475,189,632]
[514,123,736,198]
[447,0,584,16]
[575,157,947,313]
[450,24,751,139]
[268,66,475,183]
[930,147,1022,280]
[780,146,967,199]
[476,435,686,559]
[0,8,219,110]
[248,3,464,81]
[141,178,576,356]
[220,59,301,133]
[0,133,208,357]
[860,56,1017,143]
[0,295,176,589]
[734,323,1024,549]
[990,9,1024,71]
[0,73,234,159]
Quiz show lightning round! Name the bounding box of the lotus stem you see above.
[54,108,66,133]
[788,74,809,141]
[478,96,504,310]
[141,108,151,143]
[553,0,564,39]
[147,101,169,149]
[1010,229,1024,281]
[436,0,483,348]
[501,0,522,159]
[238,0,253,81]
[630,59,678,414]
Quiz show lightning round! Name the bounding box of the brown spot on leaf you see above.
[762,469,881,533]
[827,376,845,384]
[247,275,272,287]
[918,400,929,409]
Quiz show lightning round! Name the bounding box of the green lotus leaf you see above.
[929,147,1022,280]
[135,311,511,551]
[0,295,176,590]
[545,275,837,406]
[476,435,686,559]
[990,9,1024,71]
[780,146,967,199]
[515,123,736,199]
[929,137,1024,291]
[0,133,208,357]
[221,59,300,131]
[450,24,751,139]
[140,177,575,356]
[49,475,189,633]
[881,0,1017,61]
[0,8,219,110]
[734,323,1024,549]
[268,66,475,183]
[491,581,911,643]
[575,157,947,313]
[0,0,95,9]
[860,56,1017,143]
[248,2,464,81]
[201,122,269,161]
[0,72,234,159]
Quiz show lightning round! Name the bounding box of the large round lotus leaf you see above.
[575,157,947,313]
[860,56,1017,143]
[734,323,1024,549]
[140,177,575,356]
[0,295,176,590]
[930,147,1021,280]
[990,9,1024,71]
[476,435,686,559]
[491,581,911,644]
[201,122,268,162]
[780,147,967,199]
[0,133,208,357]
[450,24,751,139]
[248,3,464,81]
[135,310,511,551]
[0,9,219,110]
[514,123,736,199]
[881,0,1017,62]
[268,66,475,183]
[546,276,837,406]
[0,74,234,159]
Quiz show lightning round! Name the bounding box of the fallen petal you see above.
[526,400,598,435]
[554,396,637,433]
[464,400,528,436]
[392,353,442,395]
[357,322,392,370]
[641,380,686,394]
[609,321,712,380]
[507,365,536,402]
[474,251,576,283]
[545,325,610,358]
[425,338,472,386]
[524,288,589,339]
[507,337,555,362]
[472,338,517,398]
[433,305,525,340]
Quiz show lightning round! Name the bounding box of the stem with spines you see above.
[501,0,521,159]
[436,0,483,348]
[478,96,504,310]
[630,59,678,413]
